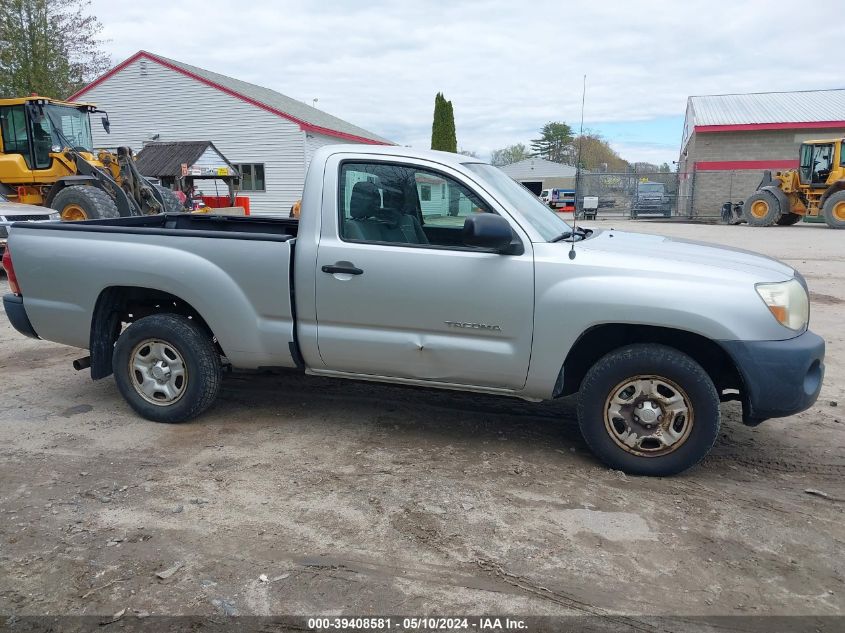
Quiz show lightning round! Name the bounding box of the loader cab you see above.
[0,98,97,174]
[799,141,835,185]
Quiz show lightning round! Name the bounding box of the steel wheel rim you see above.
[750,199,769,218]
[604,375,694,457]
[129,339,188,406]
[833,201,845,222]
[60,204,88,221]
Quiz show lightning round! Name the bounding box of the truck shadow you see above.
[210,370,845,479]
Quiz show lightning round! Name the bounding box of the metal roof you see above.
[135,141,235,178]
[149,52,392,144]
[689,89,845,126]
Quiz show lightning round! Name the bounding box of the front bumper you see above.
[720,330,825,424]
[2,293,39,339]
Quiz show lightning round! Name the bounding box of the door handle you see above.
[321,264,364,275]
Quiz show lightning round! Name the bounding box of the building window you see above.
[419,184,432,201]
[234,163,266,191]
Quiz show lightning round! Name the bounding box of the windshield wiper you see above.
[550,227,590,243]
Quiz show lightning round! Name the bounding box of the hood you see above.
[0,202,55,217]
[579,229,794,281]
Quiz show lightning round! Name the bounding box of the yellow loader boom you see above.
[0,95,181,220]
[744,137,845,229]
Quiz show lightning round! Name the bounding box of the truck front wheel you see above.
[112,314,222,423]
[51,185,119,221]
[743,191,781,227]
[577,344,720,476]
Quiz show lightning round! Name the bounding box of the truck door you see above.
[314,157,534,390]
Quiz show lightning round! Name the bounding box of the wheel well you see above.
[89,286,217,380]
[559,324,743,398]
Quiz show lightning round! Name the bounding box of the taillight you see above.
[2,247,21,295]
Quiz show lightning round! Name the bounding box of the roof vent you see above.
[139,60,148,77]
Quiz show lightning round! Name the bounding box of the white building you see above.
[499,158,578,194]
[69,50,392,216]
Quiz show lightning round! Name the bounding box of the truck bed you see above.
[8,213,299,370]
[13,212,299,240]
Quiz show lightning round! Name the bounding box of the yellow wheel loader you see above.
[0,95,182,220]
[744,138,845,229]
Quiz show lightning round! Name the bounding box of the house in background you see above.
[69,50,392,215]
[678,89,845,215]
[499,158,578,195]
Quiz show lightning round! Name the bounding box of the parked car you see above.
[2,145,824,476]
[0,194,59,261]
[632,181,672,217]
[541,188,576,211]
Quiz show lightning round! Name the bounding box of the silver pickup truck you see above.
[2,145,825,475]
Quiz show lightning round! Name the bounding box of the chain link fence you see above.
[573,169,776,220]
[574,172,689,219]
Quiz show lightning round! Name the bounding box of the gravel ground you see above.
[0,220,843,621]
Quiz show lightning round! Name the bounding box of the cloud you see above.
[88,0,841,163]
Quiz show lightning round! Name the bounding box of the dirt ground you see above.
[0,220,843,622]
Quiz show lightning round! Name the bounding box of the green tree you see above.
[530,122,574,163]
[490,142,529,166]
[0,0,110,99]
[431,92,457,153]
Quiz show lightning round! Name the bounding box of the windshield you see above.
[41,105,93,151]
[465,163,570,241]
[638,183,664,193]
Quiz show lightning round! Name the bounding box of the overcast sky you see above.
[89,0,840,164]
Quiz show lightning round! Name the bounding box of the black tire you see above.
[577,344,720,476]
[112,314,221,423]
[51,185,119,221]
[822,191,845,229]
[153,184,184,214]
[776,212,802,226]
[743,190,781,227]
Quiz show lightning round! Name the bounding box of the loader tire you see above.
[52,186,119,221]
[822,191,845,229]
[743,190,780,227]
[153,185,184,214]
[776,212,802,225]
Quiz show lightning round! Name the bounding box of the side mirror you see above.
[101,114,111,134]
[462,213,514,252]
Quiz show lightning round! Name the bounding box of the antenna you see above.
[569,74,587,261]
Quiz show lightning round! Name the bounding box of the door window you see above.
[0,105,32,167]
[338,161,494,248]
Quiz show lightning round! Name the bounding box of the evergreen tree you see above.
[431,92,457,152]
[530,122,574,163]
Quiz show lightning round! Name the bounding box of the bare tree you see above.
[490,143,529,166]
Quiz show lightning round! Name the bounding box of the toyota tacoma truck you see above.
[2,145,825,476]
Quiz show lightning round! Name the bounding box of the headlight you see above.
[755,278,809,331]
[48,212,61,221]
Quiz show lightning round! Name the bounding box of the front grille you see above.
[6,214,52,222]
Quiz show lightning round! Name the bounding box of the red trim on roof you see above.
[695,121,845,133]
[695,159,799,171]
[68,51,389,145]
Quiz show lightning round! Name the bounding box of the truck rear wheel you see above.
[743,191,781,227]
[153,184,185,214]
[51,186,119,221]
[112,314,222,423]
[576,344,720,476]
[822,191,845,229]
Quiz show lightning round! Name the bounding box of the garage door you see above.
[521,181,543,195]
